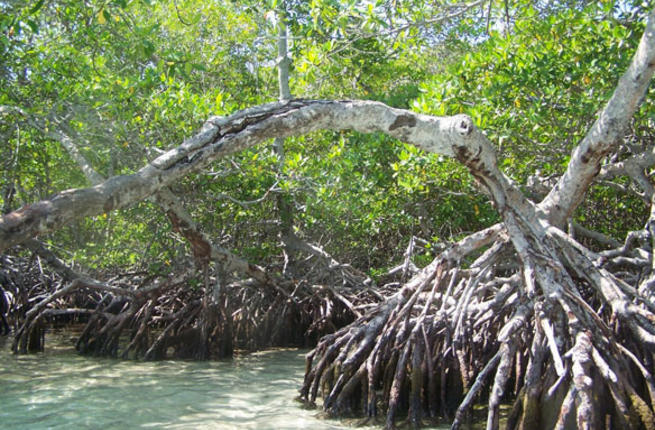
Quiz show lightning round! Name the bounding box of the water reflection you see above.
[0,335,376,429]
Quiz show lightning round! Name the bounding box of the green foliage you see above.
[0,0,649,273]
[419,4,640,178]
[415,1,650,238]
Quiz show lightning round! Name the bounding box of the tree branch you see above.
[0,100,491,251]
[539,10,655,225]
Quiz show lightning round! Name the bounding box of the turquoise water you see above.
[0,335,370,430]
[0,333,452,430]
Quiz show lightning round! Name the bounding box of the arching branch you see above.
[0,100,495,251]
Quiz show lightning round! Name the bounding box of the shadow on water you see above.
[0,331,451,430]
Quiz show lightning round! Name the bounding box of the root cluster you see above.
[6,254,377,360]
[300,222,655,429]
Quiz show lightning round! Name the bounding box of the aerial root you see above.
[300,224,655,429]
[11,260,374,359]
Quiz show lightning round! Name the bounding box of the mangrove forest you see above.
[1,0,655,429]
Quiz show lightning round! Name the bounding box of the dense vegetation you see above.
[1,0,655,428]
[1,1,648,269]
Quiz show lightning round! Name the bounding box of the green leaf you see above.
[29,0,45,15]
[26,19,39,34]
[141,40,155,58]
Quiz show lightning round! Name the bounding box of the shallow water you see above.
[0,333,450,430]
[0,336,353,429]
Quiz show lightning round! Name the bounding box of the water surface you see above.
[0,335,365,429]
[0,333,450,430]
